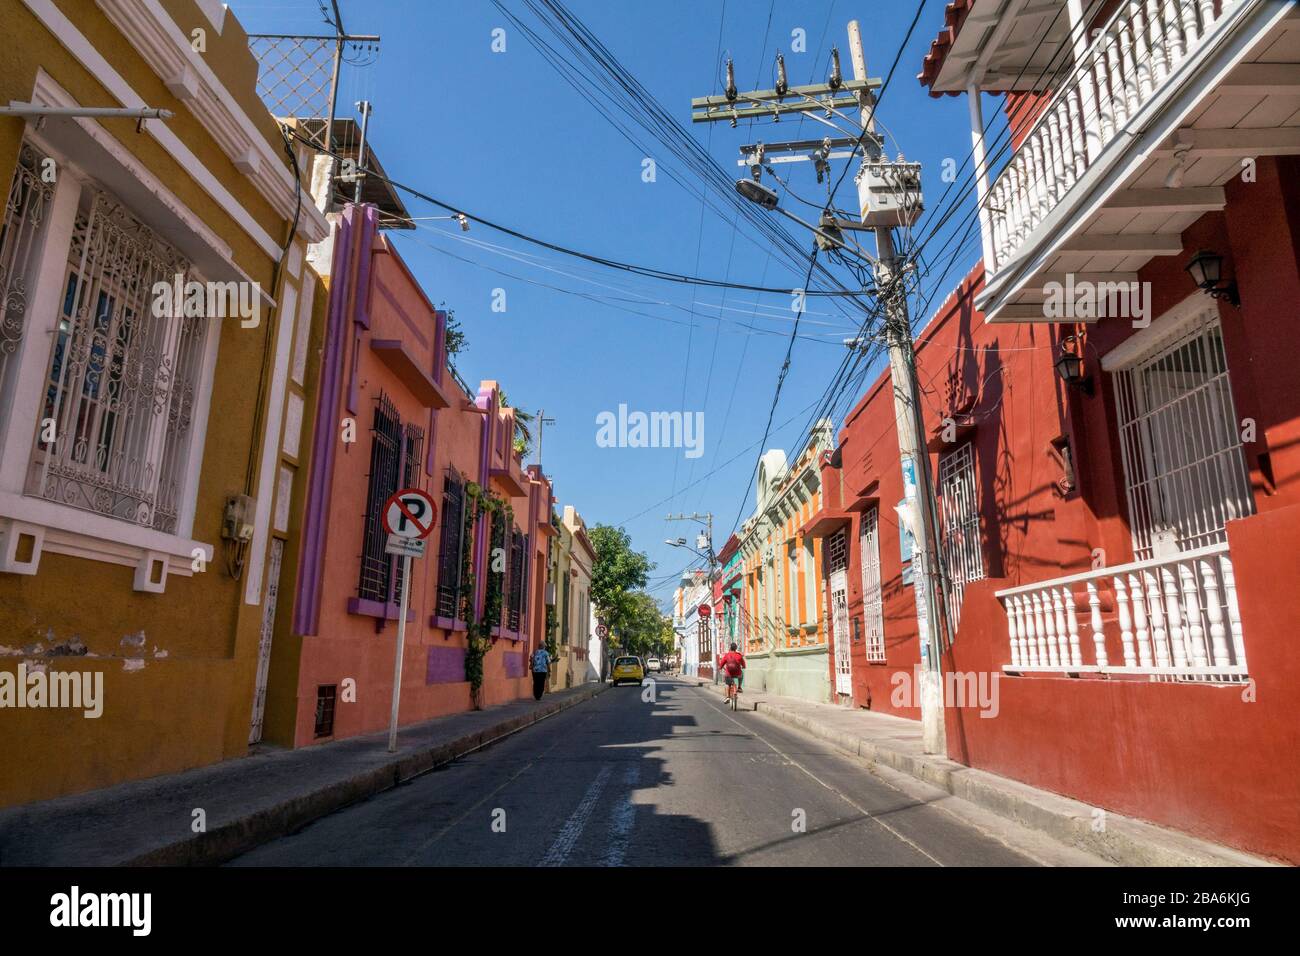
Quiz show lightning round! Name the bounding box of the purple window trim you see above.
[430,615,468,634]
[347,596,415,622]
[291,206,355,637]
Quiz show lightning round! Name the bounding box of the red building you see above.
[809,0,1300,862]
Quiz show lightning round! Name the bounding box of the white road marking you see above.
[539,764,613,866]
[604,763,640,867]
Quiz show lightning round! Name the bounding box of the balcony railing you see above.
[994,543,1248,683]
[985,0,1242,273]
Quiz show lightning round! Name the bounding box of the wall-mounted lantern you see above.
[1184,249,1240,306]
[1054,334,1093,396]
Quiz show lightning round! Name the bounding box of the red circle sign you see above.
[698,603,711,617]
[381,488,438,539]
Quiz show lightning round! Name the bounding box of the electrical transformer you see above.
[855,160,924,228]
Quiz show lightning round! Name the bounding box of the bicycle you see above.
[725,674,740,711]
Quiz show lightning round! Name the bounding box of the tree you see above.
[499,389,535,458]
[618,591,673,658]
[589,524,653,644]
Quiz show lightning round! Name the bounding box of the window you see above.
[436,472,466,620]
[802,539,817,630]
[827,528,848,574]
[507,528,525,632]
[787,540,800,631]
[939,442,985,631]
[358,393,402,603]
[0,143,54,408]
[860,507,885,662]
[1112,311,1254,561]
[560,571,570,644]
[25,186,207,534]
[314,684,336,738]
[391,422,424,599]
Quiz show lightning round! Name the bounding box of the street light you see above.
[735,176,779,209]
[734,176,875,264]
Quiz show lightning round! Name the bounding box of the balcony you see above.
[965,0,1300,322]
[994,542,1248,683]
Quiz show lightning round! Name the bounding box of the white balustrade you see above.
[982,0,1242,273]
[994,543,1248,682]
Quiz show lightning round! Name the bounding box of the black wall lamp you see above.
[1054,334,1093,396]
[1185,249,1240,306]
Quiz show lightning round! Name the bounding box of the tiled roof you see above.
[917,0,975,97]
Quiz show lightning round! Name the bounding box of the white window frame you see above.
[787,539,800,628]
[939,441,986,631]
[1106,299,1255,562]
[0,124,221,588]
[860,507,885,663]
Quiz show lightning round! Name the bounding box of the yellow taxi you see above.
[610,656,645,686]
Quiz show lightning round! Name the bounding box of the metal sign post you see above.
[381,487,437,753]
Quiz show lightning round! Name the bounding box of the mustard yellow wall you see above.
[0,0,316,806]
[259,273,328,748]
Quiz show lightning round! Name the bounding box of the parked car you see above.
[646,657,661,672]
[611,656,645,686]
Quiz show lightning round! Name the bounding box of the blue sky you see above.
[230,0,978,605]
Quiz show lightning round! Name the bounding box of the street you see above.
[229,677,1102,867]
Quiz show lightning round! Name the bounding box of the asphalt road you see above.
[228,676,1104,866]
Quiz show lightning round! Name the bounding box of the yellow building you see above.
[562,504,596,684]
[735,422,834,702]
[0,0,328,807]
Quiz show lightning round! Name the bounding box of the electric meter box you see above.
[856,161,924,228]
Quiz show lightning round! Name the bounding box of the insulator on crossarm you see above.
[828,48,842,90]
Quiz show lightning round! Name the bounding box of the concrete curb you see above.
[750,699,1276,867]
[129,682,609,866]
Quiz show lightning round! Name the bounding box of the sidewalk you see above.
[0,681,607,867]
[686,679,1274,867]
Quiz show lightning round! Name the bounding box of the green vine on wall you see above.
[460,481,513,707]
[545,604,558,659]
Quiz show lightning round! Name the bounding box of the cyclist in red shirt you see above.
[719,643,746,700]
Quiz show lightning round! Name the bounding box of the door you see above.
[249,538,284,744]
[830,568,852,696]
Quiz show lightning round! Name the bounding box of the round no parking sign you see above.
[382,488,438,540]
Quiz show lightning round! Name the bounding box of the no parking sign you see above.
[382,488,437,558]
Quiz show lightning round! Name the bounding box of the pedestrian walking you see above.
[531,644,551,700]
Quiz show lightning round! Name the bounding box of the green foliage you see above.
[616,591,674,658]
[545,604,558,659]
[499,390,535,459]
[588,524,653,638]
[460,483,512,707]
[444,311,466,360]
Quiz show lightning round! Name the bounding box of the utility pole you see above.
[534,409,557,470]
[845,20,948,755]
[691,20,950,754]
[352,99,372,204]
